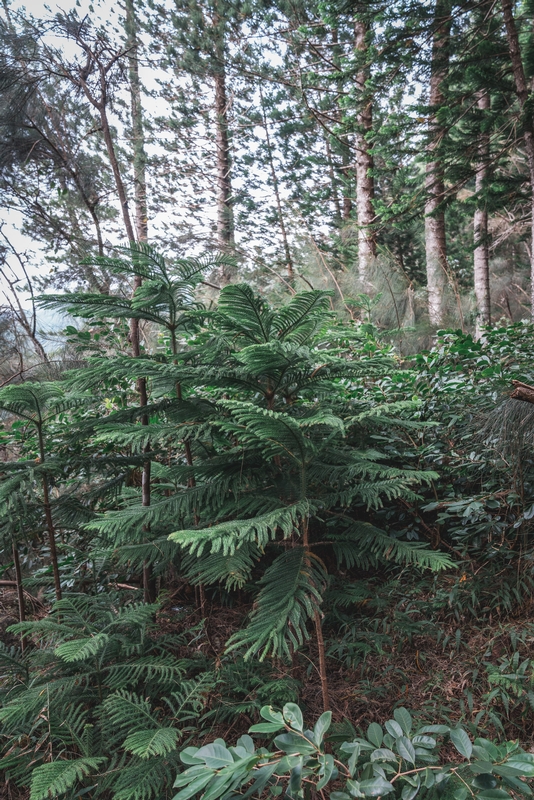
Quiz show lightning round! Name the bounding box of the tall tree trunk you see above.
[425,0,451,327]
[125,0,154,602]
[213,28,234,284]
[501,0,534,320]
[354,18,376,282]
[260,87,294,281]
[125,0,148,245]
[474,91,491,336]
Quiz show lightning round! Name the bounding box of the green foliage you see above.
[0,594,212,800]
[174,703,534,800]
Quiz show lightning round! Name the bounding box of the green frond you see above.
[110,756,175,800]
[226,547,326,660]
[327,522,454,571]
[29,757,105,800]
[182,543,261,588]
[169,501,312,557]
[217,283,273,344]
[123,728,179,759]
[103,690,160,738]
[54,632,110,662]
[271,290,333,342]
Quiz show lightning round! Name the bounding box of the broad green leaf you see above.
[394,708,412,735]
[195,743,234,769]
[237,735,255,753]
[346,779,364,797]
[476,791,511,800]
[450,727,472,759]
[260,706,284,725]
[317,754,335,791]
[473,775,498,790]
[397,736,416,765]
[172,773,213,800]
[385,720,403,739]
[283,703,304,732]
[313,711,332,745]
[274,733,316,755]
[370,749,397,762]
[180,748,204,765]
[359,777,395,796]
[367,723,383,748]
[505,760,534,778]
[412,736,436,749]
[289,759,303,796]
[249,723,285,734]
[470,762,494,775]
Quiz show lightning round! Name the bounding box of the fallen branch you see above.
[511,380,534,405]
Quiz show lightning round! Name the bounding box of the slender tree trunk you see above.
[125,0,154,601]
[213,29,234,285]
[474,91,491,336]
[332,26,353,223]
[125,0,148,245]
[302,518,329,713]
[260,87,294,281]
[325,134,343,226]
[12,541,25,648]
[37,425,61,602]
[354,18,376,282]
[425,0,452,327]
[501,0,534,319]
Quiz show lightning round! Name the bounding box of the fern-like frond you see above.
[169,501,312,556]
[29,757,105,800]
[226,546,326,660]
[123,728,178,759]
[181,543,261,588]
[327,521,453,571]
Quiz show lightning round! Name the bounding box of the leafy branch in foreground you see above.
[174,703,534,800]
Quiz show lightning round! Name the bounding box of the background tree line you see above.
[3,0,534,367]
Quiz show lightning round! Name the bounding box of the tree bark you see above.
[474,91,491,336]
[12,541,25,648]
[501,0,534,320]
[213,28,234,285]
[125,0,148,245]
[37,424,61,601]
[425,0,452,327]
[354,18,376,282]
[259,87,294,281]
[124,0,153,602]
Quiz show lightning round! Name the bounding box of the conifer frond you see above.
[103,690,160,738]
[226,547,326,660]
[271,290,333,342]
[123,728,179,759]
[169,501,311,556]
[29,757,105,800]
[217,283,273,343]
[327,522,453,571]
[182,543,261,588]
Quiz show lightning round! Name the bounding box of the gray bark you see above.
[425,0,452,327]
[354,18,376,282]
[474,91,491,335]
[501,0,534,320]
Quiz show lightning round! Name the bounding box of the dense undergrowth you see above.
[2,247,534,800]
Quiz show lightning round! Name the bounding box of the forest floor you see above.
[2,570,533,800]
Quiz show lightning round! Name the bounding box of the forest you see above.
[3,0,534,799]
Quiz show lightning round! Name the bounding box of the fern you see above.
[29,757,105,800]
[169,502,311,556]
[123,728,179,759]
[226,547,326,660]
